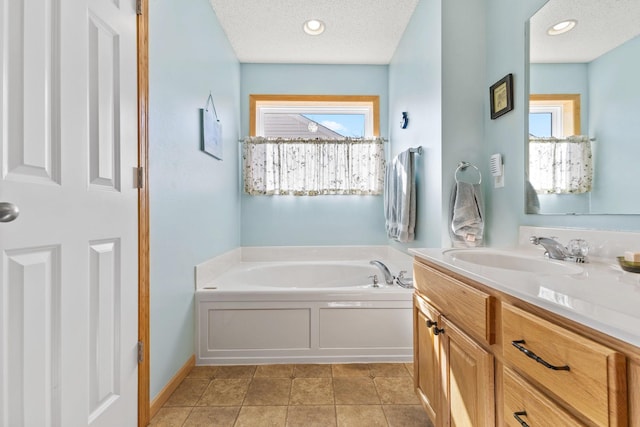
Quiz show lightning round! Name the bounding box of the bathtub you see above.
[195,248,414,365]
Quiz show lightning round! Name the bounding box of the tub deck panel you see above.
[195,258,414,365]
[319,307,412,349]
[197,297,413,365]
[208,308,311,350]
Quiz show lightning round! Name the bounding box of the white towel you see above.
[384,150,416,243]
[449,181,484,247]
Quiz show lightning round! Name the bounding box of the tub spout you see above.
[369,260,394,285]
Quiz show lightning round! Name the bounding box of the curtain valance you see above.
[242,137,385,196]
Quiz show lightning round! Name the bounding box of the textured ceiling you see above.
[209,0,639,65]
[530,0,640,63]
[208,0,420,64]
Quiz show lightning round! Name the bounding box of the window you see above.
[250,95,379,137]
[529,94,581,137]
[244,95,384,196]
[528,94,592,194]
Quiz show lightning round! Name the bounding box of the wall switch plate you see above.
[490,153,504,188]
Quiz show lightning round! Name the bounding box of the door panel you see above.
[0,0,138,426]
[88,239,121,423]
[3,0,62,185]
[440,316,495,427]
[3,246,62,426]
[414,295,440,425]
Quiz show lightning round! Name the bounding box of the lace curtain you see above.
[242,137,385,196]
[529,135,593,194]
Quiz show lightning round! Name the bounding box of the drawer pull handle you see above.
[512,340,570,371]
[513,411,530,427]
[425,319,445,335]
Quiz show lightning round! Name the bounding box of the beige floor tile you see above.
[182,406,240,427]
[255,364,294,378]
[213,365,256,379]
[164,378,210,406]
[336,405,387,427]
[286,405,337,427]
[235,406,287,427]
[383,405,434,427]
[244,378,292,405]
[187,366,218,379]
[289,378,334,405]
[149,407,192,426]
[293,364,332,378]
[197,378,250,406]
[369,363,411,378]
[331,364,371,377]
[333,377,380,405]
[374,377,420,404]
[157,363,423,426]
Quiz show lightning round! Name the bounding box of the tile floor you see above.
[150,362,434,426]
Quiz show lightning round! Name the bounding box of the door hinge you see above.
[136,166,144,189]
[138,341,144,364]
[136,0,142,15]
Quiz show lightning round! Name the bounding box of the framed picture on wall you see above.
[490,74,514,119]
[201,93,223,160]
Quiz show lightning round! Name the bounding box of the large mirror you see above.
[526,0,640,214]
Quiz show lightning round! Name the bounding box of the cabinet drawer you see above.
[503,366,584,427]
[502,304,627,426]
[413,261,492,344]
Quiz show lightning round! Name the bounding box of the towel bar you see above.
[409,146,423,155]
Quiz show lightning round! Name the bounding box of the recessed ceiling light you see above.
[547,19,577,36]
[303,19,325,36]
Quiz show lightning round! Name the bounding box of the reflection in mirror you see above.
[527,0,640,214]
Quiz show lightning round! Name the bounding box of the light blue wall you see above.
[588,35,640,213]
[388,0,442,249]
[240,64,389,246]
[441,0,487,244]
[149,0,241,399]
[388,0,486,250]
[483,0,640,247]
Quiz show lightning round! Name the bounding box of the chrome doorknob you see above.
[0,202,19,222]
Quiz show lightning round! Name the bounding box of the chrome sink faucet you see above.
[529,236,589,263]
[369,260,395,285]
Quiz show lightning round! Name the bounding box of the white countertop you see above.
[409,247,640,348]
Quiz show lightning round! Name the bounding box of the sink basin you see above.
[442,249,584,275]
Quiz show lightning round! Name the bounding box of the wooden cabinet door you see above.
[414,295,441,425]
[439,316,495,427]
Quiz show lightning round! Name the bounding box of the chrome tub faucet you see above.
[369,261,414,288]
[369,260,395,285]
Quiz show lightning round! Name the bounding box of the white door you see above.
[0,0,139,426]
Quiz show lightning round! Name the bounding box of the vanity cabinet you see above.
[413,257,637,427]
[439,315,495,427]
[502,303,627,426]
[413,262,495,427]
[414,295,441,424]
[503,366,582,426]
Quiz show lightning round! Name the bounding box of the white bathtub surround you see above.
[196,245,413,289]
[195,247,242,287]
[410,227,640,347]
[195,246,414,365]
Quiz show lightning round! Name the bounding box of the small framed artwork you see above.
[201,93,223,160]
[490,73,514,119]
